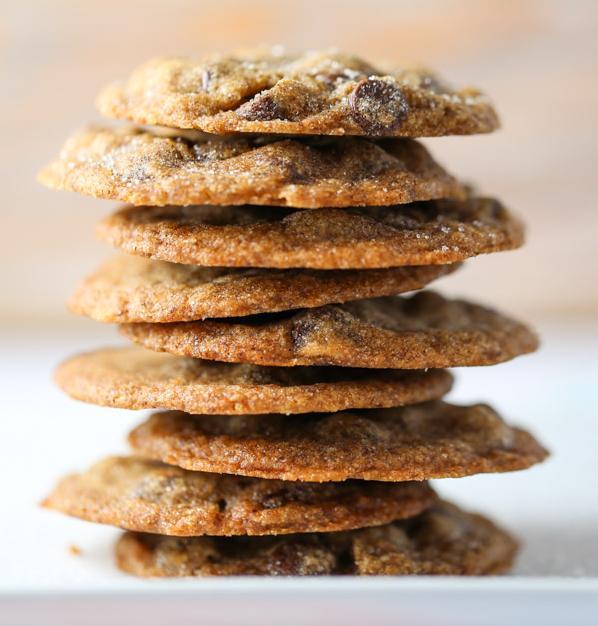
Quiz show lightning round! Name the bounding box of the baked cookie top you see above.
[121,291,538,369]
[39,126,464,208]
[54,346,453,415]
[42,456,436,536]
[98,197,523,269]
[97,49,499,137]
[128,402,548,482]
[115,501,517,577]
[69,255,457,323]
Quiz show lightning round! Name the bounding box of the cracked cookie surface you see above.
[98,197,523,269]
[54,346,453,415]
[115,501,517,577]
[69,255,458,323]
[43,456,436,536]
[128,402,548,482]
[39,126,464,208]
[97,49,499,137]
[121,291,538,368]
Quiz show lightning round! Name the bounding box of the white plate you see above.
[1,320,597,625]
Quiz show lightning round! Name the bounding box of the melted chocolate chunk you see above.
[238,91,286,121]
[266,540,333,575]
[349,78,409,135]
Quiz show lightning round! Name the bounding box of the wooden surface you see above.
[1,0,597,321]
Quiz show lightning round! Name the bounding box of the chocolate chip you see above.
[316,68,366,88]
[237,91,286,121]
[291,315,317,351]
[259,484,316,509]
[266,154,313,185]
[335,548,356,574]
[349,78,409,135]
[259,488,290,509]
[267,542,310,575]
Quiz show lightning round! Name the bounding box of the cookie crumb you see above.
[68,544,82,556]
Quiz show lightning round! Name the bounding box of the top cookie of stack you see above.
[95,48,499,137]
[40,48,546,578]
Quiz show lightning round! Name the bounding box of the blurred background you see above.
[2,0,598,605]
[1,0,597,325]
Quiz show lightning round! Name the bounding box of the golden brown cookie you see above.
[98,197,523,269]
[42,456,436,536]
[128,402,548,482]
[121,291,538,368]
[115,501,517,577]
[54,347,453,415]
[97,49,499,137]
[38,126,464,208]
[69,255,458,323]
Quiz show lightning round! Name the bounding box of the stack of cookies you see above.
[39,49,548,577]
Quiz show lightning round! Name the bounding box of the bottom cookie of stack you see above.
[116,501,518,577]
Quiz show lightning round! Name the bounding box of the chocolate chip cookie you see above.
[98,197,523,269]
[115,501,517,577]
[97,49,499,137]
[39,126,464,208]
[128,402,548,482]
[120,291,538,368]
[54,347,453,415]
[43,456,436,536]
[69,255,457,323]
